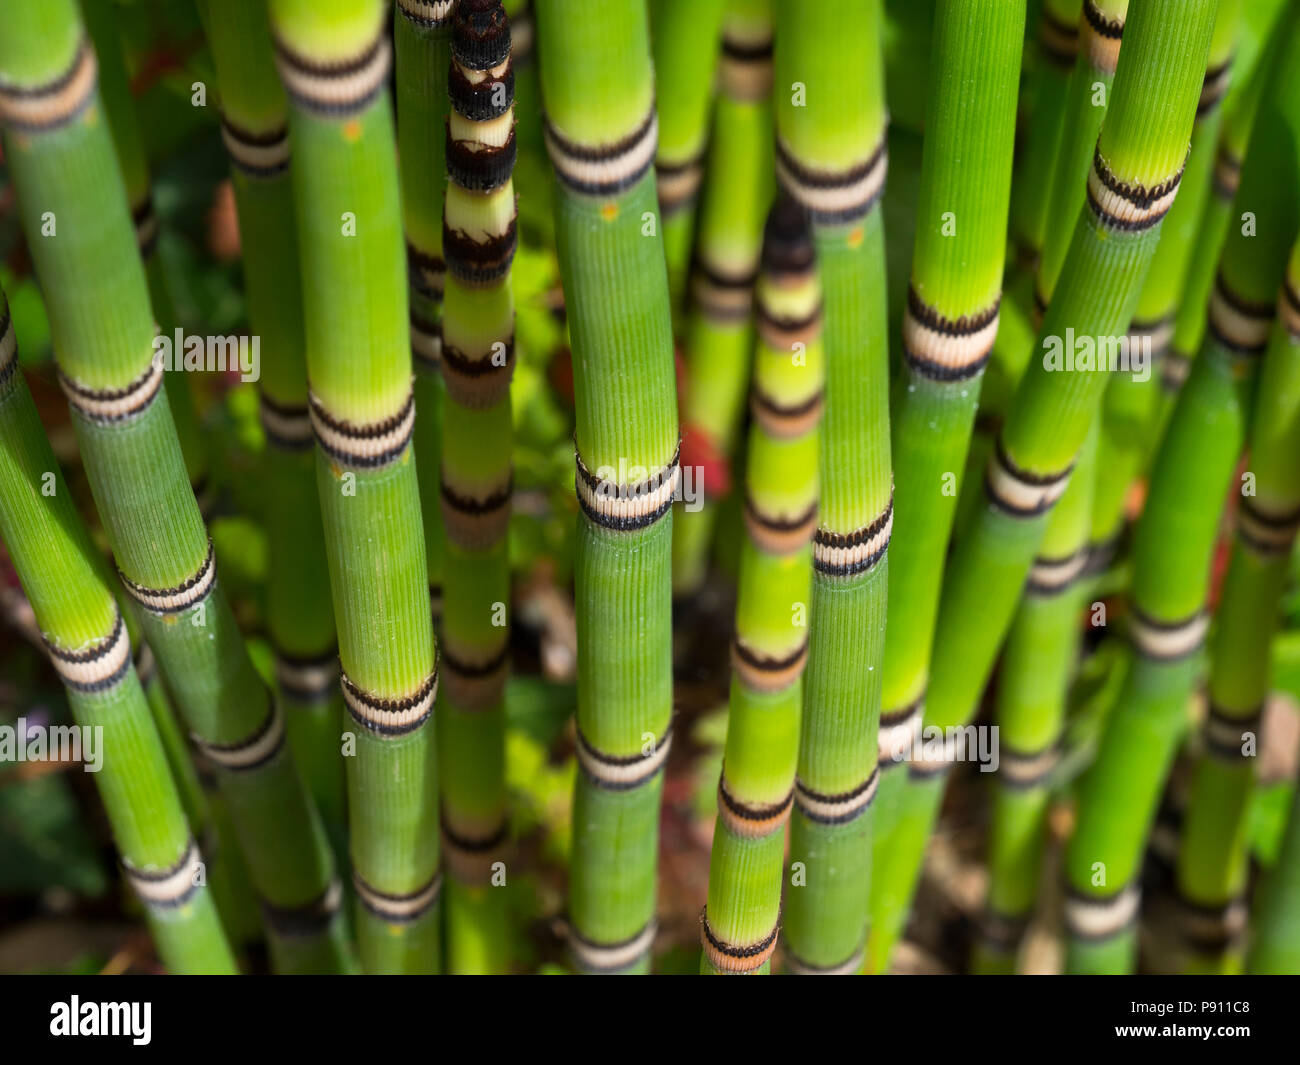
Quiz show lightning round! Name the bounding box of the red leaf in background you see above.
[681,422,730,500]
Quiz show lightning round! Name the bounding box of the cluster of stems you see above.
[1064,5,1300,975]
[871,0,1217,972]
[701,196,821,974]
[270,0,440,973]
[0,292,235,973]
[773,0,891,974]
[0,0,346,975]
[671,0,775,597]
[871,0,1026,968]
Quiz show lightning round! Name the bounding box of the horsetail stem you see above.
[1034,0,1128,320]
[650,0,727,323]
[80,0,212,515]
[535,0,677,974]
[870,0,1217,973]
[1158,1,1289,416]
[0,0,347,975]
[772,0,891,975]
[874,0,1026,927]
[1250,763,1300,973]
[1065,18,1300,973]
[396,0,454,630]
[700,197,821,975]
[1087,0,1243,573]
[0,296,236,974]
[270,0,441,973]
[671,0,774,598]
[1172,237,1300,974]
[973,423,1097,974]
[437,0,515,973]
[1011,0,1083,264]
[202,0,348,844]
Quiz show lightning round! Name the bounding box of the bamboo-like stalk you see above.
[79,0,212,516]
[1064,20,1300,973]
[396,0,454,635]
[0,0,346,975]
[700,196,821,975]
[1086,0,1243,575]
[1033,0,1128,322]
[1155,5,1287,423]
[0,295,236,974]
[270,0,441,973]
[869,0,1217,973]
[772,0,891,975]
[1172,237,1300,974]
[437,0,516,974]
[1249,778,1300,973]
[671,0,774,598]
[872,0,1025,948]
[1010,0,1083,265]
[650,0,727,323]
[202,0,348,847]
[972,424,1096,974]
[535,0,677,974]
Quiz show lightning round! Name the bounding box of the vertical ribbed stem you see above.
[972,424,1097,973]
[1087,0,1243,573]
[650,0,727,324]
[0,297,235,974]
[701,199,821,975]
[773,0,890,974]
[437,0,515,973]
[871,0,1218,972]
[80,0,211,514]
[1010,0,1084,264]
[0,0,345,974]
[396,0,454,636]
[203,0,349,874]
[671,0,774,597]
[1173,236,1300,973]
[872,0,1026,953]
[536,0,677,973]
[270,0,441,973]
[1065,19,1300,972]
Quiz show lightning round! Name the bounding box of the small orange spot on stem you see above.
[343,119,362,142]
[846,227,864,249]
[600,202,618,222]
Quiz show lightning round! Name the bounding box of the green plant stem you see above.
[1010,0,1083,265]
[0,0,347,975]
[437,0,516,974]
[203,0,348,856]
[270,0,441,974]
[1064,18,1300,972]
[396,0,453,635]
[772,0,891,974]
[671,0,774,598]
[700,197,821,975]
[650,0,727,324]
[0,295,236,974]
[868,0,1217,973]
[1087,0,1242,573]
[1249,774,1300,973]
[873,0,1025,935]
[536,0,677,974]
[972,423,1096,974]
[1173,238,1300,974]
[80,0,212,514]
